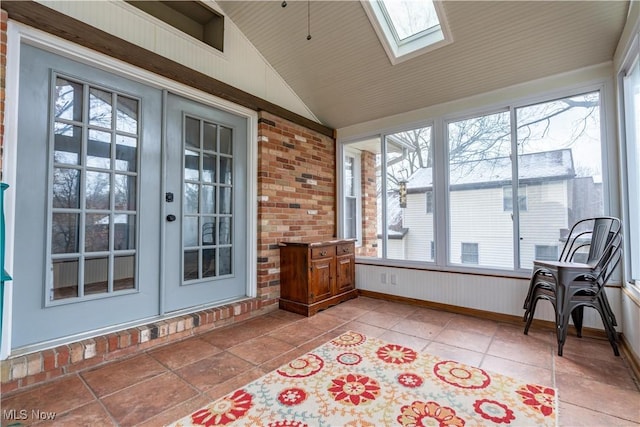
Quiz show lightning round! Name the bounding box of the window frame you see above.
[460,242,479,264]
[339,80,614,278]
[342,147,363,246]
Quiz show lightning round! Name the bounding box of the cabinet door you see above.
[336,254,355,293]
[310,257,334,303]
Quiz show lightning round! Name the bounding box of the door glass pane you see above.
[116,96,138,133]
[185,117,200,149]
[52,213,79,254]
[183,250,199,281]
[53,168,80,209]
[89,88,113,128]
[516,92,603,269]
[184,183,199,214]
[55,77,83,122]
[448,111,513,268]
[86,171,111,210]
[181,116,234,282]
[219,217,231,245]
[84,257,109,295]
[183,216,198,247]
[114,174,136,211]
[220,187,232,214]
[220,157,232,185]
[220,126,232,155]
[49,76,140,302]
[203,248,215,277]
[385,126,433,262]
[85,214,110,252]
[114,255,136,290]
[203,122,217,152]
[203,153,216,183]
[115,135,137,172]
[54,123,82,165]
[219,247,231,275]
[87,130,112,168]
[114,214,136,250]
[52,259,79,299]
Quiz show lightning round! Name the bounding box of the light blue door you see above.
[13,44,162,349]
[163,94,248,312]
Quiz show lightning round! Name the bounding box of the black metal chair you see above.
[523,217,622,356]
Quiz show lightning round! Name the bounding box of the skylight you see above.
[362,0,451,65]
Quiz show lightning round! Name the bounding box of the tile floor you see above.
[1,297,639,426]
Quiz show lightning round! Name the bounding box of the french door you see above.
[12,43,249,350]
[163,94,247,311]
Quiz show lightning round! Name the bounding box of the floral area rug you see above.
[169,331,557,426]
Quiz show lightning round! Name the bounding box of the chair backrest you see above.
[559,217,621,268]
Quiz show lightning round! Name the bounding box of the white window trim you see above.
[342,147,363,246]
[360,0,453,65]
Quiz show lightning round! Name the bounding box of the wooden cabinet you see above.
[279,239,357,316]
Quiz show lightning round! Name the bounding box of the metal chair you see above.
[523,217,622,356]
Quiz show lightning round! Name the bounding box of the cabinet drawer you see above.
[337,243,354,256]
[311,246,335,259]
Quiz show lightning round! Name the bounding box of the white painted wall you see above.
[37,0,318,123]
[356,264,622,332]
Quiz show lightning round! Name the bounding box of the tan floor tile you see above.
[176,351,255,391]
[34,401,116,427]
[148,337,222,370]
[391,318,445,340]
[81,354,167,398]
[267,322,325,347]
[445,314,499,336]
[338,320,388,338]
[204,367,267,402]
[1,375,94,423]
[199,323,266,349]
[356,311,403,329]
[424,342,484,367]
[558,401,637,426]
[480,354,554,387]
[375,301,418,317]
[297,312,347,332]
[554,351,639,391]
[556,373,640,423]
[434,328,493,353]
[407,307,457,326]
[136,394,213,427]
[340,296,385,311]
[227,336,295,365]
[487,337,553,369]
[101,372,197,425]
[321,303,368,320]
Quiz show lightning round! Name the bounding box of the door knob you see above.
[166,214,176,222]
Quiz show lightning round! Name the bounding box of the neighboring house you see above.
[385,149,604,269]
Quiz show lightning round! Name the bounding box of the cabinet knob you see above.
[320,250,327,256]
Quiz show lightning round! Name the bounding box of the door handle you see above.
[166,214,176,222]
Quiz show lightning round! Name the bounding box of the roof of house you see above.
[406,148,575,192]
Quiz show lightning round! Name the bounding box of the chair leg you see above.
[523,297,539,335]
[556,303,572,357]
[571,306,584,338]
[595,301,620,357]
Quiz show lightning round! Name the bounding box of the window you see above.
[535,245,558,261]
[503,185,527,211]
[461,243,478,264]
[361,0,451,64]
[340,88,607,273]
[344,153,359,241]
[622,55,640,283]
[50,76,139,301]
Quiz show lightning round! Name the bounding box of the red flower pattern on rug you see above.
[376,344,417,364]
[397,400,466,427]
[170,332,557,427]
[190,389,252,426]
[433,360,491,389]
[516,384,556,417]
[328,373,381,406]
[473,399,516,423]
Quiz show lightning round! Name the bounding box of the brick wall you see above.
[358,150,378,257]
[256,111,337,299]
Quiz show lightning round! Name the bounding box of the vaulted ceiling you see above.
[218,1,629,130]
